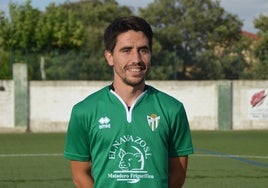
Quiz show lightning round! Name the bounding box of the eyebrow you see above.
[138,45,150,50]
[119,45,150,51]
[119,46,132,51]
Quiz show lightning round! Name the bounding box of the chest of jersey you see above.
[87,92,170,187]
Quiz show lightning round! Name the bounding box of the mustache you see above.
[125,62,146,69]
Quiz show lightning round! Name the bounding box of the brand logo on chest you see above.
[98,116,111,129]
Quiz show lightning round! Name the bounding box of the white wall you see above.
[29,81,110,131]
[1,80,268,132]
[232,81,268,130]
[29,81,218,131]
[0,81,14,128]
[147,81,218,130]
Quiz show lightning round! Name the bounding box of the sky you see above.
[0,0,267,33]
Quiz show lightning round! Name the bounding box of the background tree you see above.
[0,12,12,79]
[34,2,84,80]
[0,0,261,80]
[251,14,268,79]
[0,1,41,79]
[59,0,133,80]
[0,0,84,80]
[139,0,244,80]
[0,49,11,79]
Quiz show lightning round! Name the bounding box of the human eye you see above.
[139,47,149,54]
[121,47,131,53]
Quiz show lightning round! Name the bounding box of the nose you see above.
[131,50,142,63]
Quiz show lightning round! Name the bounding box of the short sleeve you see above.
[64,105,91,161]
[168,104,194,157]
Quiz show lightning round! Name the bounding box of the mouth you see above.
[127,67,144,72]
[125,63,146,73]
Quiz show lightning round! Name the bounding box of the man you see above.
[64,16,194,188]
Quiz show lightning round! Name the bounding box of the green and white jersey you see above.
[64,85,194,188]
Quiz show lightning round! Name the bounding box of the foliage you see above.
[139,0,244,79]
[250,14,268,79]
[0,0,132,80]
[0,49,11,79]
[0,0,264,80]
[0,0,84,79]
[54,0,132,80]
[35,3,84,51]
[8,1,40,50]
[44,49,112,80]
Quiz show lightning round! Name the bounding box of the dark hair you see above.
[104,16,153,53]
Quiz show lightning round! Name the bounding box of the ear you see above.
[104,50,114,66]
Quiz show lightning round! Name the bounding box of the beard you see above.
[114,62,150,87]
[122,76,146,87]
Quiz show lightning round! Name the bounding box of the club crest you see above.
[147,114,160,131]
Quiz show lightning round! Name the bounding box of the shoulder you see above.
[72,86,109,113]
[147,85,183,107]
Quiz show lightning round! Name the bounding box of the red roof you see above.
[240,31,260,40]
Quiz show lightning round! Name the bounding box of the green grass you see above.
[185,131,268,188]
[0,133,73,188]
[0,131,267,188]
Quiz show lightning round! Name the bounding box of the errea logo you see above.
[98,116,111,129]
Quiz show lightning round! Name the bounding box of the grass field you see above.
[0,131,267,188]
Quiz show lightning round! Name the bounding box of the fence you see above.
[0,64,268,132]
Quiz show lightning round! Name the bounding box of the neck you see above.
[111,82,146,107]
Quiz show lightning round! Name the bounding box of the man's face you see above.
[105,30,151,87]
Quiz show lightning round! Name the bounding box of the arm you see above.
[70,161,94,188]
[168,156,188,188]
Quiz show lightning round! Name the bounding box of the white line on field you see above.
[0,153,267,159]
[0,153,63,157]
[193,154,268,159]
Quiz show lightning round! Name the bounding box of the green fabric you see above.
[64,85,194,188]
